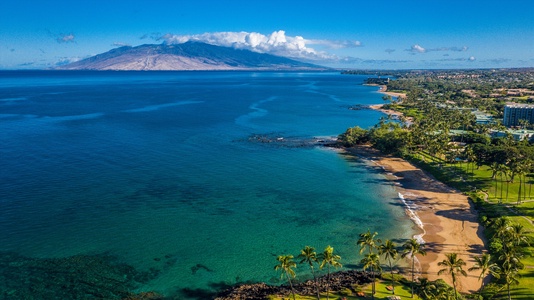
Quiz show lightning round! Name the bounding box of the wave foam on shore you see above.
[398,192,426,244]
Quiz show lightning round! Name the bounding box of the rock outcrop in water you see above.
[244,134,339,148]
[214,270,374,300]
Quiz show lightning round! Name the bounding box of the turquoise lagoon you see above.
[0,71,415,298]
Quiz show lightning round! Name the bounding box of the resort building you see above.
[472,110,494,125]
[491,129,534,141]
[503,103,534,127]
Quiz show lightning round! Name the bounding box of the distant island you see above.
[56,41,328,71]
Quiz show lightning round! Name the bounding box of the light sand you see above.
[369,104,403,118]
[377,85,406,99]
[345,145,486,293]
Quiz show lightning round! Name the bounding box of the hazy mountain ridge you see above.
[58,42,326,71]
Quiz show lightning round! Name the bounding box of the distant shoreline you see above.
[365,83,407,99]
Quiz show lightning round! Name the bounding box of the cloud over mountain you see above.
[157,30,360,61]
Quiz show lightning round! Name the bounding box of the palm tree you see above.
[319,245,342,300]
[501,261,521,300]
[491,216,511,240]
[298,246,320,300]
[401,238,427,298]
[274,254,297,300]
[490,162,501,199]
[357,229,381,255]
[468,253,500,290]
[358,230,382,298]
[437,253,467,300]
[361,253,381,299]
[415,277,437,300]
[378,239,398,294]
[508,223,531,247]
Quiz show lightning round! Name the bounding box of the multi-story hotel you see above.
[503,103,534,127]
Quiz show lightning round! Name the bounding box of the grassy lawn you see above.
[406,152,534,298]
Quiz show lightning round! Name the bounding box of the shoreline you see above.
[365,83,407,99]
[344,145,486,293]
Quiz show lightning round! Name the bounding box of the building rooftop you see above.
[505,102,534,108]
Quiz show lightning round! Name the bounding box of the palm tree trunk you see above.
[518,177,522,205]
[389,259,395,295]
[326,265,330,300]
[286,271,296,300]
[494,176,498,198]
[523,174,527,202]
[529,178,532,200]
[500,174,504,203]
[310,267,320,300]
[411,257,415,298]
[452,276,457,300]
[371,268,375,300]
[506,178,510,201]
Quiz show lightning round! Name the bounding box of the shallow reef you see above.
[0,252,162,299]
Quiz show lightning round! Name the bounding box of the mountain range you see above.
[58,42,326,71]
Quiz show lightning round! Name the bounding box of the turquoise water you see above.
[0,71,415,298]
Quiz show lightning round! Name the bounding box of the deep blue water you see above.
[0,71,415,297]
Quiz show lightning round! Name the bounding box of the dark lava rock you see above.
[214,270,375,300]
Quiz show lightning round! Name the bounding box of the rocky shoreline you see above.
[214,270,374,300]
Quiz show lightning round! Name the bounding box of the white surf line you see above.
[398,192,426,244]
[363,155,426,243]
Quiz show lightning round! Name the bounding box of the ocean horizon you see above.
[0,71,416,298]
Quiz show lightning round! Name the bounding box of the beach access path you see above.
[346,145,486,294]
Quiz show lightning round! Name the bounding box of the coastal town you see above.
[217,68,534,300]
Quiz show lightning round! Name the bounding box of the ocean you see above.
[0,71,415,298]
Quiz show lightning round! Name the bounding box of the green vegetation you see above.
[401,239,427,298]
[319,245,343,300]
[339,69,534,299]
[378,240,398,295]
[267,231,476,300]
[298,246,322,300]
[275,254,298,300]
[437,253,467,300]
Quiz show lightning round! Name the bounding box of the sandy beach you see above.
[369,104,404,118]
[377,85,407,99]
[345,145,486,293]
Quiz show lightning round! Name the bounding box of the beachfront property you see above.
[503,102,534,127]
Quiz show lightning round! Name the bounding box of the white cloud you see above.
[158,30,360,61]
[112,42,131,47]
[57,33,75,43]
[408,44,469,54]
[469,56,476,61]
[411,44,427,53]
[307,39,361,49]
[54,56,82,66]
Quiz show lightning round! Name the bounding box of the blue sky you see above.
[1,0,533,69]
